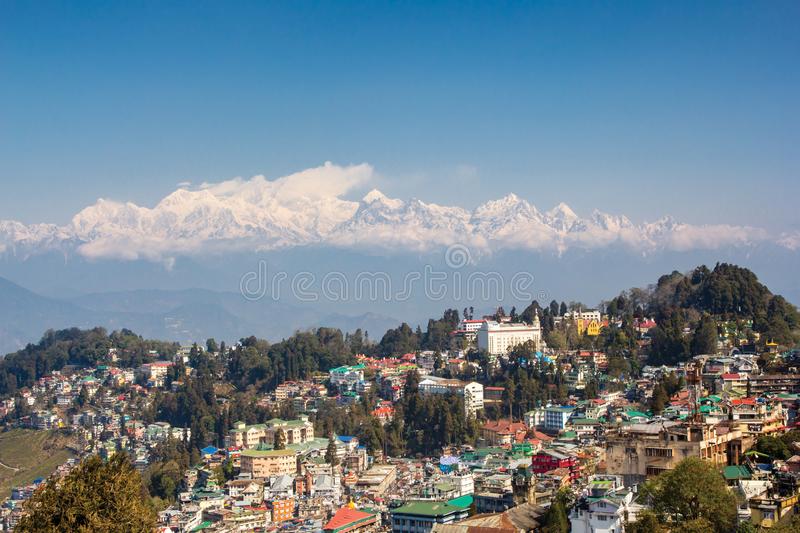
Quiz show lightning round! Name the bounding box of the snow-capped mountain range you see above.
[0,162,793,263]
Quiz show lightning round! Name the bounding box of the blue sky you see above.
[1,1,798,231]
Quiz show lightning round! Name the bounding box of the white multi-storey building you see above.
[457,319,486,333]
[476,316,544,356]
[329,364,365,391]
[569,475,643,533]
[418,376,484,417]
[564,309,602,322]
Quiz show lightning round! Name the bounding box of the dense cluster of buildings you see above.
[2,311,800,532]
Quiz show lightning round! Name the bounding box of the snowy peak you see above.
[0,162,782,261]
[546,202,578,221]
[544,202,580,232]
[360,189,405,210]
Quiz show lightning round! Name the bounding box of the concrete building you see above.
[329,364,366,391]
[457,319,486,333]
[476,317,544,357]
[355,464,397,497]
[747,374,800,395]
[569,475,643,533]
[418,376,484,417]
[605,421,743,486]
[239,449,297,478]
[564,309,602,322]
[323,508,380,533]
[227,418,314,449]
[481,419,527,446]
[544,406,575,432]
[390,500,472,533]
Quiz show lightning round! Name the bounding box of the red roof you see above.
[483,419,527,435]
[531,430,554,442]
[323,508,376,532]
[732,398,757,406]
[721,373,741,380]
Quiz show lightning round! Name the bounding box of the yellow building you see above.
[240,449,297,478]
[577,319,603,336]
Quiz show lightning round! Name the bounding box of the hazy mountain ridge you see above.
[0,277,399,356]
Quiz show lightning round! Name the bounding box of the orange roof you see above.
[732,398,757,406]
[323,508,376,532]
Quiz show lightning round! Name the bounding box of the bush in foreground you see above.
[16,453,155,532]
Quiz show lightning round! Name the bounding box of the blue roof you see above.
[338,436,356,443]
[200,446,219,455]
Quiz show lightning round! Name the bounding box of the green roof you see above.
[331,364,365,373]
[392,500,470,517]
[624,410,651,419]
[447,495,474,508]
[569,418,599,425]
[700,395,723,403]
[287,437,329,454]
[723,465,752,480]
[191,521,213,531]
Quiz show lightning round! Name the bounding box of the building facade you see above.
[240,449,297,478]
[476,318,544,356]
[605,421,743,486]
[418,376,484,417]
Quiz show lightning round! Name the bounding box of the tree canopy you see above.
[0,328,178,395]
[16,454,156,532]
[641,457,737,533]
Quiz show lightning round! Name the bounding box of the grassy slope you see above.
[0,429,77,497]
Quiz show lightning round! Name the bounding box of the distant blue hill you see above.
[0,276,399,356]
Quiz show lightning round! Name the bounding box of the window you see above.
[645,447,673,458]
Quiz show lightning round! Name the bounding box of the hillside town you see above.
[0,265,799,532]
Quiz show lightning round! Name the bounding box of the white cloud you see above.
[663,224,768,252]
[778,231,800,251]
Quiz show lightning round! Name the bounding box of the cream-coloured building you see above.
[564,309,602,322]
[476,316,544,356]
[240,449,297,478]
[227,417,314,449]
